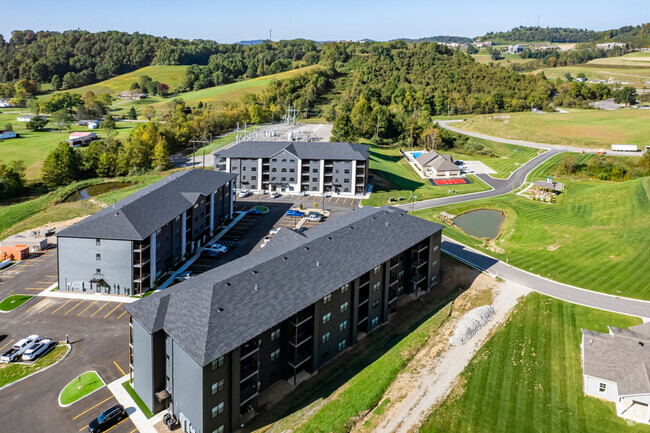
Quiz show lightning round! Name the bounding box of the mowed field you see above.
[413,156,650,300]
[0,110,138,180]
[455,109,650,148]
[65,65,189,96]
[420,293,648,433]
[537,51,650,86]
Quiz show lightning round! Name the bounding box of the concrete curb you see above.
[0,342,71,392]
[107,375,160,433]
[58,370,106,408]
[0,294,36,314]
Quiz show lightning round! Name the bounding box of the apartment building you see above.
[57,170,236,296]
[125,206,443,433]
[213,141,370,196]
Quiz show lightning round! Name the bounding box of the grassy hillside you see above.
[0,111,138,180]
[455,109,650,149]
[420,293,646,433]
[64,65,189,96]
[413,170,650,300]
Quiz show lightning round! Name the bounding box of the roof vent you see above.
[372,217,376,220]
[283,257,288,261]
[254,284,258,291]
[327,236,332,240]
[304,247,310,251]
[640,342,645,347]
[385,222,389,227]
[252,270,258,274]
[316,261,320,266]
[217,307,224,312]
[225,282,231,287]
[349,226,354,230]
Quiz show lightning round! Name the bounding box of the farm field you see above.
[472,53,537,66]
[363,145,491,207]
[413,158,650,300]
[0,115,138,180]
[454,109,650,148]
[64,65,189,96]
[420,293,647,433]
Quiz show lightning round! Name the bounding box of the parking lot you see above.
[0,248,58,298]
[61,387,138,433]
[24,297,130,321]
[239,192,360,208]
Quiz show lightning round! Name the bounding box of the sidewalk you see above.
[36,284,138,303]
[107,375,165,433]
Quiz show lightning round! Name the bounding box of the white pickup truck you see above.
[1,334,39,363]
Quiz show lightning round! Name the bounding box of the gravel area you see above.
[448,305,495,346]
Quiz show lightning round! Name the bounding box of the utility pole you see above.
[269,29,272,41]
[189,135,211,168]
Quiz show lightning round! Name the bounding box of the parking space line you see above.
[103,417,129,432]
[72,395,115,420]
[129,429,138,433]
[19,264,35,266]
[26,299,46,312]
[45,275,58,277]
[51,299,73,314]
[77,300,97,316]
[114,360,126,376]
[38,300,59,313]
[25,287,47,291]
[89,302,108,318]
[65,300,85,315]
[335,197,340,203]
[117,311,128,320]
[0,339,15,352]
[104,303,123,319]
[36,281,56,284]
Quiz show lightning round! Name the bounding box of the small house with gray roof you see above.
[213,141,369,196]
[57,170,236,296]
[414,150,461,178]
[125,206,443,433]
[582,322,650,424]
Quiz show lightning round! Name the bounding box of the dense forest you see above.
[398,36,472,44]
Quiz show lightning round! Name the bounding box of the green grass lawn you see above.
[413,171,650,300]
[0,294,34,312]
[363,145,491,207]
[0,343,68,388]
[122,381,155,418]
[445,136,542,179]
[63,65,189,96]
[420,293,648,433]
[455,109,650,149]
[60,371,104,405]
[0,119,137,180]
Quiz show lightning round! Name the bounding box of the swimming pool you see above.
[411,151,424,159]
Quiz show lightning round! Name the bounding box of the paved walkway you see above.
[438,120,644,156]
[107,375,163,433]
[37,284,138,303]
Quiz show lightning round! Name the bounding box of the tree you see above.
[0,160,26,199]
[157,83,169,97]
[26,116,48,131]
[40,92,83,113]
[331,113,357,142]
[152,138,171,170]
[27,98,40,114]
[62,72,77,89]
[51,74,62,91]
[350,97,373,137]
[100,115,116,136]
[130,82,140,91]
[41,142,82,188]
[466,44,479,55]
[50,109,73,133]
[614,86,637,106]
[490,48,503,60]
[129,107,137,120]
[4,123,12,132]
[564,72,573,82]
[142,106,156,120]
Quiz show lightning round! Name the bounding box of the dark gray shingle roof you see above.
[214,141,369,161]
[126,206,443,367]
[57,170,236,241]
[582,323,650,396]
[416,151,459,172]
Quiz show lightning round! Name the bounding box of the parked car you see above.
[88,405,125,433]
[248,208,262,215]
[174,271,192,282]
[1,334,39,363]
[294,227,308,232]
[306,212,323,222]
[200,249,221,258]
[298,192,307,197]
[270,192,281,199]
[207,243,228,254]
[286,209,304,217]
[238,190,251,198]
[22,338,52,361]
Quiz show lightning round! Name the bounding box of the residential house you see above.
[533,177,564,194]
[0,98,13,108]
[118,91,148,100]
[414,150,461,178]
[0,130,17,140]
[67,132,98,147]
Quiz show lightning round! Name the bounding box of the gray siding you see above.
[58,237,133,295]
[132,320,156,412]
[231,158,259,190]
[171,340,205,433]
[268,150,298,192]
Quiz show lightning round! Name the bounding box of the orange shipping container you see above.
[0,245,29,261]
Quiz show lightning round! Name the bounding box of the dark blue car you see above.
[286,210,304,217]
[88,404,125,432]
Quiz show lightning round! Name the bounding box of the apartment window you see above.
[211,356,224,370]
[96,268,101,274]
[242,167,246,171]
[372,299,380,310]
[338,339,347,352]
[271,328,281,341]
[312,187,317,191]
[335,169,339,173]
[251,176,257,180]
[339,320,348,332]
[343,178,350,183]
[156,229,162,236]
[281,177,286,182]
[340,283,349,294]
[289,177,295,182]
[272,158,277,162]
[232,166,238,170]
[251,167,256,171]
[344,188,349,192]
[289,168,295,173]
[371,317,379,327]
[272,168,277,172]
[373,265,382,274]
[373,282,381,292]
[96,253,101,261]
[323,293,332,304]
[212,426,225,433]
[322,312,332,324]
[272,177,277,181]
[322,331,331,343]
[340,301,349,313]
[344,169,350,174]
[211,379,224,395]
[282,159,287,163]
[433,245,439,252]
[290,159,295,163]
[599,383,607,393]
[397,285,404,294]
[312,177,318,182]
[312,168,317,173]
[398,270,405,279]
[281,168,287,173]
[211,402,225,418]
[432,260,438,268]
[95,239,101,246]
[271,348,280,362]
[242,176,247,180]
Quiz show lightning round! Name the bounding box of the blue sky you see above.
[1,0,648,43]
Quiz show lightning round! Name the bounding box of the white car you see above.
[1,334,39,363]
[238,190,251,198]
[306,212,323,222]
[270,192,281,199]
[207,243,228,254]
[22,338,52,361]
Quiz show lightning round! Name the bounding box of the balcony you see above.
[288,352,312,369]
[240,366,259,383]
[134,273,150,283]
[133,258,151,268]
[133,244,150,253]
[240,386,259,406]
[411,274,427,285]
[240,341,260,360]
[411,257,427,269]
[416,244,429,253]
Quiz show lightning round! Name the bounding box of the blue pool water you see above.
[412,151,424,159]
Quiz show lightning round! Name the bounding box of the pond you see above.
[64,182,132,202]
[453,209,505,239]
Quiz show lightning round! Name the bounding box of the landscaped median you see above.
[0,343,70,389]
[122,381,154,419]
[0,294,34,312]
[59,371,106,407]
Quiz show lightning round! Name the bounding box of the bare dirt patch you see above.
[547,244,561,251]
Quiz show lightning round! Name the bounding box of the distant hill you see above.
[236,39,266,45]
[64,65,189,96]
[397,35,471,44]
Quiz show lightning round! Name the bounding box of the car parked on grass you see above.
[238,190,251,198]
[22,338,52,361]
[88,404,125,433]
[1,334,39,363]
[286,209,304,217]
